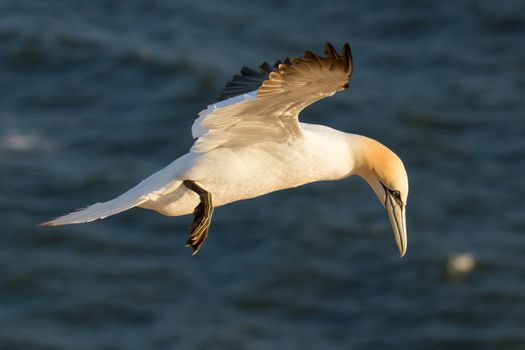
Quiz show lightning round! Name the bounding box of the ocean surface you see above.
[1,0,525,349]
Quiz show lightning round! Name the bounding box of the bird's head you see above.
[352,136,409,257]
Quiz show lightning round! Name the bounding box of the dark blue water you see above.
[1,0,525,349]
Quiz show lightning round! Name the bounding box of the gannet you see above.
[42,42,409,256]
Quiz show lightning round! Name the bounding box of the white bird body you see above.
[43,42,410,256]
[139,123,354,217]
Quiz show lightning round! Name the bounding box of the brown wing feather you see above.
[217,60,290,102]
[193,43,354,152]
[216,43,352,102]
[257,43,353,103]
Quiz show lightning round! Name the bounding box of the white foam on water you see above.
[0,132,55,153]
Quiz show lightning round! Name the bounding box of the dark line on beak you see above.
[388,194,404,253]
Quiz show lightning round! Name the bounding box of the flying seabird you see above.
[42,42,409,256]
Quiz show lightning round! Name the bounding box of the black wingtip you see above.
[304,50,322,67]
[324,42,339,58]
[217,41,353,102]
[259,62,274,75]
[342,42,353,75]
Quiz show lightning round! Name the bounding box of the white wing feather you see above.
[190,43,352,153]
[41,43,353,226]
[41,160,186,226]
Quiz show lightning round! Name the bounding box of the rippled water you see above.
[1,0,525,349]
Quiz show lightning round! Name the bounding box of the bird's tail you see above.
[40,159,184,227]
[40,194,145,227]
[40,178,183,228]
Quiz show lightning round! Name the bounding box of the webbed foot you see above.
[183,180,214,255]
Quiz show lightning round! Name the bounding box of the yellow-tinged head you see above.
[351,135,409,257]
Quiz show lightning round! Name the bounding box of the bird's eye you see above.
[380,181,403,203]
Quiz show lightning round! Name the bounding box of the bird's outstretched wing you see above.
[191,42,353,153]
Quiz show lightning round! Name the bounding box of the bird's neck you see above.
[345,134,388,196]
[347,134,391,174]
[346,134,371,172]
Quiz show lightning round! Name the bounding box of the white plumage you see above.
[42,42,410,256]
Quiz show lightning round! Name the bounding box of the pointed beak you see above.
[385,194,407,257]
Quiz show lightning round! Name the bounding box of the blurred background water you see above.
[1,0,524,349]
